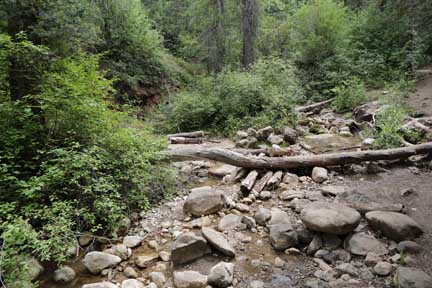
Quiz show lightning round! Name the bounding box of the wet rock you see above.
[83,252,121,274]
[121,279,144,288]
[149,272,166,288]
[218,214,243,231]
[344,232,388,256]
[135,254,159,268]
[124,267,139,278]
[335,263,358,277]
[171,232,208,264]
[250,280,265,288]
[183,186,224,217]
[82,282,119,288]
[311,167,328,183]
[173,271,207,288]
[254,207,271,226]
[242,216,256,229]
[394,267,432,288]
[268,134,284,145]
[53,265,76,283]
[257,126,274,140]
[373,262,393,276]
[397,240,423,254]
[365,211,423,241]
[123,236,143,248]
[268,208,292,225]
[283,127,298,144]
[207,262,234,288]
[269,224,298,250]
[320,186,345,197]
[202,227,235,257]
[300,202,361,235]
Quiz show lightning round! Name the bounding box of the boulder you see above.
[173,271,207,288]
[254,207,271,226]
[365,211,423,241]
[218,214,243,231]
[82,282,119,288]
[171,232,208,264]
[394,267,432,288]
[269,224,298,250]
[344,232,388,256]
[207,262,234,288]
[283,127,298,144]
[82,252,121,274]
[300,202,361,235]
[183,186,224,217]
[201,227,235,257]
[311,167,328,184]
[123,236,143,248]
[53,265,76,283]
[121,279,144,288]
[135,254,159,268]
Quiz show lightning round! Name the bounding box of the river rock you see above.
[373,262,393,276]
[123,236,143,248]
[150,271,166,288]
[344,232,388,256]
[365,211,423,241]
[254,207,271,226]
[257,126,274,140]
[311,167,328,183]
[79,232,94,246]
[53,265,76,283]
[82,282,119,288]
[283,127,298,144]
[135,254,159,268]
[83,252,121,274]
[280,190,305,201]
[209,164,237,178]
[171,232,208,264]
[268,208,292,226]
[218,214,243,231]
[269,224,298,250]
[183,186,224,217]
[25,257,44,280]
[300,202,361,234]
[397,240,423,254]
[320,186,345,197]
[283,172,299,184]
[104,244,131,260]
[173,271,207,288]
[124,267,139,278]
[394,267,432,288]
[121,279,144,288]
[242,216,256,229]
[201,227,235,257]
[268,134,284,145]
[207,262,234,288]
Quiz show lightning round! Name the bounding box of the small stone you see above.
[373,262,393,276]
[259,191,272,200]
[311,167,328,183]
[235,203,250,213]
[322,250,351,265]
[274,257,285,268]
[282,172,299,184]
[159,251,170,262]
[254,207,271,226]
[320,186,345,197]
[335,263,358,277]
[390,253,401,263]
[307,234,323,256]
[83,252,121,274]
[268,208,292,225]
[79,232,93,247]
[365,252,383,267]
[280,190,305,201]
[124,267,139,278]
[82,282,119,288]
[135,254,159,268]
[285,247,301,255]
[53,266,76,283]
[242,216,256,229]
[149,272,166,288]
[121,279,144,288]
[268,134,284,145]
[173,271,207,288]
[148,240,159,250]
[269,224,298,250]
[207,262,234,288]
[249,280,264,288]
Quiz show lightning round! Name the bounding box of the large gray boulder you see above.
[82,252,121,274]
[344,232,388,256]
[201,227,235,257]
[207,262,234,288]
[300,202,361,235]
[53,265,76,283]
[171,232,208,264]
[269,224,298,250]
[183,186,224,217]
[394,267,432,288]
[365,211,423,241]
[174,271,207,288]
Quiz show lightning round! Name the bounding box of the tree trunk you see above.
[208,0,225,72]
[241,0,259,68]
[167,142,432,169]
[407,0,416,73]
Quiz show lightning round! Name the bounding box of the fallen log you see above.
[251,171,273,194]
[170,137,204,144]
[166,142,432,170]
[241,170,259,195]
[168,131,206,140]
[295,98,335,113]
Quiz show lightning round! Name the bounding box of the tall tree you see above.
[241,0,259,68]
[208,0,225,72]
[407,0,416,72]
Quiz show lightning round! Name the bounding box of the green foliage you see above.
[0,36,173,286]
[332,77,367,112]
[156,57,302,134]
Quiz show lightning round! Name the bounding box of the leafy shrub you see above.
[333,77,367,112]
[155,57,303,134]
[0,36,173,287]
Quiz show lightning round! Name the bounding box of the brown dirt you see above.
[406,66,432,116]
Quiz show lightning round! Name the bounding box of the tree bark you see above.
[241,0,259,68]
[295,98,335,113]
[167,142,432,169]
[167,131,206,139]
[208,0,225,72]
[169,137,204,144]
[407,0,416,73]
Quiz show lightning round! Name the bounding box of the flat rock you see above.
[82,252,121,274]
[344,232,388,256]
[135,254,159,268]
[268,208,292,226]
[280,190,305,201]
[366,211,423,241]
[183,186,224,217]
[202,227,235,257]
[171,232,208,264]
[173,271,207,288]
[207,262,234,288]
[123,236,143,248]
[320,186,345,197]
[209,164,237,178]
[82,282,119,288]
[300,202,361,234]
[394,267,432,288]
[218,214,243,231]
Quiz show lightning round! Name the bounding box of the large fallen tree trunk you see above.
[170,137,204,144]
[167,131,206,139]
[295,98,335,113]
[167,142,432,169]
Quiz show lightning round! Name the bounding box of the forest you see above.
[1,0,432,287]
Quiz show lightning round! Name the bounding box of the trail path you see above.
[407,67,432,116]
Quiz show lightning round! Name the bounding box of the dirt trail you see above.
[407,67,432,116]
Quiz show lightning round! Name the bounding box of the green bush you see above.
[155,57,303,134]
[0,36,173,287]
[332,77,367,112]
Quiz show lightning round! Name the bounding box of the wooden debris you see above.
[266,171,283,190]
[251,171,273,194]
[168,131,206,140]
[170,137,204,144]
[240,170,259,195]
[295,98,335,113]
